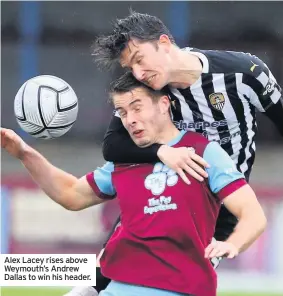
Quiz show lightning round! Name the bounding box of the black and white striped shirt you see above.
[167,48,282,178]
[103,48,282,241]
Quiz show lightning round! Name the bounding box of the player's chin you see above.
[148,77,165,90]
[150,81,164,91]
[135,139,152,148]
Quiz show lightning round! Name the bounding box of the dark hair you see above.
[92,10,175,70]
[109,71,167,104]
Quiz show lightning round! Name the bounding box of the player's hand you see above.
[1,128,27,159]
[204,240,239,259]
[157,145,209,185]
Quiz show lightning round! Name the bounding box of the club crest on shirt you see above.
[144,163,178,196]
[209,92,225,111]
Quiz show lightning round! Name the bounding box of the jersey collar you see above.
[183,47,209,73]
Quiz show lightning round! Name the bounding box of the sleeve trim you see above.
[86,172,116,200]
[217,179,247,200]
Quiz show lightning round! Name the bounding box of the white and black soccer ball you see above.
[14,75,78,139]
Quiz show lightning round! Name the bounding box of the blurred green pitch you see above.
[1,288,282,296]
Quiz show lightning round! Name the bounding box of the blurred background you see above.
[1,1,283,296]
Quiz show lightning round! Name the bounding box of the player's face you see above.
[113,88,168,147]
[120,37,172,90]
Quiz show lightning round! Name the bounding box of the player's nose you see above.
[132,66,145,82]
[126,112,137,128]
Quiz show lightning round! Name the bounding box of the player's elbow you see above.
[59,192,86,211]
[224,185,267,233]
[240,202,267,234]
[61,203,83,211]
[60,200,84,211]
[255,209,267,234]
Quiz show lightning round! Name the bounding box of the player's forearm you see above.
[20,144,78,209]
[225,209,266,253]
[264,97,283,136]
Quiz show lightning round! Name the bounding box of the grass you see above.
[1,288,69,296]
[1,288,282,296]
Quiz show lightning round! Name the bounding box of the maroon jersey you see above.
[87,131,246,296]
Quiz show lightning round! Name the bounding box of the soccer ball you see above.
[14,75,78,139]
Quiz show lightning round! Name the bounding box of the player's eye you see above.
[134,106,141,112]
[119,111,127,118]
[136,57,143,64]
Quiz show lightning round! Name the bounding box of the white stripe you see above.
[256,70,281,105]
[268,68,282,104]
[235,73,256,174]
[256,72,269,87]
[190,78,221,141]
[240,73,265,112]
[169,88,196,132]
[190,51,209,73]
[183,47,209,73]
[270,88,282,104]
[212,73,241,163]
[240,127,256,174]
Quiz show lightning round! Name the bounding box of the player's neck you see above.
[157,124,181,145]
[168,50,203,89]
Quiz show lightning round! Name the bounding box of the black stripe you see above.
[29,128,46,135]
[245,107,257,179]
[178,88,205,135]
[47,121,76,130]
[58,86,69,93]
[57,100,78,112]
[38,85,77,127]
[17,83,28,121]
[165,87,184,123]
[201,74,234,156]
[29,121,76,135]
[57,86,78,112]
[224,73,249,171]
[38,86,48,128]
[242,73,273,110]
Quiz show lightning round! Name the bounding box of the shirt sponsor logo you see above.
[262,78,276,96]
[173,119,228,130]
[144,196,178,215]
[144,163,178,215]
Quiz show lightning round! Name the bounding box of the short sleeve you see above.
[203,142,247,200]
[86,162,116,199]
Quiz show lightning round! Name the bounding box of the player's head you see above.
[93,10,177,90]
[110,72,174,147]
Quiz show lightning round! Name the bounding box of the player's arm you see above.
[264,97,283,136]
[241,54,283,135]
[1,128,115,210]
[204,142,267,258]
[103,112,209,184]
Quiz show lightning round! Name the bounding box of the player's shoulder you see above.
[184,47,267,77]
[177,131,210,156]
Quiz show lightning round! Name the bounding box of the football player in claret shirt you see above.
[1,72,266,296]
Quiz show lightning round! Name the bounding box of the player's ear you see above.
[158,35,171,52]
[159,34,171,44]
[159,95,171,115]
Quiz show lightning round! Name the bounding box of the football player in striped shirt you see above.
[87,10,283,294]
